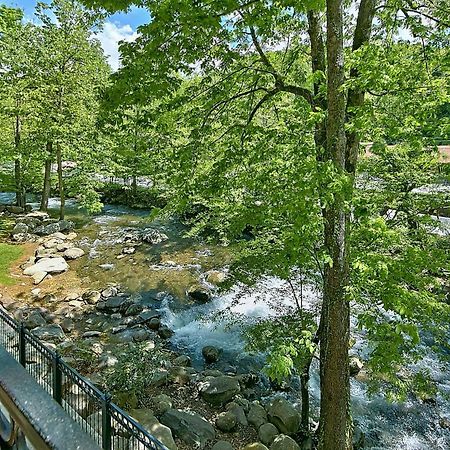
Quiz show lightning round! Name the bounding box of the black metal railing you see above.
[0,306,168,450]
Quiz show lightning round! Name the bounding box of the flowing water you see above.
[1,192,449,449]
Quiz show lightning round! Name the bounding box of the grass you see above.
[0,243,23,286]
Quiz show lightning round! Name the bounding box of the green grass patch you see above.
[0,243,23,286]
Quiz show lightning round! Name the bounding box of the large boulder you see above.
[23,257,69,276]
[270,435,300,450]
[12,222,29,234]
[266,398,300,435]
[130,409,177,450]
[160,409,215,448]
[248,403,268,429]
[199,376,240,405]
[259,423,279,446]
[34,223,61,236]
[187,285,212,303]
[31,324,65,342]
[202,345,220,363]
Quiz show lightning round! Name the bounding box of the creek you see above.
[1,192,449,449]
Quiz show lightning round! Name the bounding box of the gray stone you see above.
[248,403,268,429]
[63,248,85,260]
[124,303,144,316]
[7,205,24,214]
[270,434,300,450]
[32,271,48,285]
[23,257,69,276]
[34,223,61,236]
[58,220,74,232]
[26,211,49,220]
[24,311,47,329]
[133,329,152,342]
[122,246,136,254]
[266,398,300,435]
[259,423,279,446]
[130,409,178,450]
[98,354,118,369]
[32,324,65,342]
[169,366,191,386]
[56,242,73,252]
[199,376,240,405]
[148,317,161,330]
[187,285,212,303]
[141,229,168,245]
[243,444,269,450]
[82,331,101,338]
[60,318,74,333]
[101,286,119,298]
[216,411,237,432]
[43,238,62,249]
[153,394,173,416]
[226,402,248,426]
[173,355,191,367]
[104,296,132,312]
[35,247,58,259]
[13,222,29,234]
[349,356,364,376]
[158,325,174,339]
[212,442,234,450]
[160,409,215,448]
[202,345,220,363]
[82,290,101,305]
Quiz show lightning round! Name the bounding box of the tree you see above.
[81,0,450,448]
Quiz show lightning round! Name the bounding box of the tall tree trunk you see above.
[40,142,53,212]
[56,143,65,220]
[14,113,26,208]
[318,0,352,449]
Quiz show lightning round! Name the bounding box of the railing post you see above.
[52,352,62,405]
[102,393,112,450]
[19,323,26,367]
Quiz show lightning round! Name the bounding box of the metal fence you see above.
[0,306,168,450]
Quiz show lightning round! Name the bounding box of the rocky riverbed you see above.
[1,196,450,450]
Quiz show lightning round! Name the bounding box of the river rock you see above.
[153,394,173,416]
[187,285,212,303]
[243,444,269,450]
[129,409,177,450]
[212,441,234,450]
[202,345,220,363]
[132,328,152,342]
[35,247,57,259]
[23,257,69,276]
[199,376,240,405]
[148,317,161,330]
[44,238,62,249]
[82,331,101,338]
[101,286,119,298]
[58,220,74,232]
[26,211,49,220]
[216,411,237,432]
[82,290,101,305]
[32,324,65,342]
[158,325,174,339]
[63,247,85,260]
[124,303,143,316]
[248,403,268,429]
[56,242,73,252]
[34,223,61,236]
[7,205,24,214]
[103,296,132,312]
[226,402,248,426]
[259,423,279,446]
[60,318,74,333]
[160,409,215,448]
[141,229,168,245]
[24,311,47,329]
[349,356,364,376]
[266,398,300,435]
[270,434,300,450]
[32,271,48,285]
[12,222,28,234]
[173,355,191,367]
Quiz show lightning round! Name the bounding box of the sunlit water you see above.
[1,192,449,449]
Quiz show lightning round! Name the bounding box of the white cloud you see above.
[96,22,138,71]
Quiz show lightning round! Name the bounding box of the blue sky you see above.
[3,0,150,70]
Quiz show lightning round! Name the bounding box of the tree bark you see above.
[56,143,65,220]
[14,113,26,208]
[318,0,352,449]
[40,142,53,212]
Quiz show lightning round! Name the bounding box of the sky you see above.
[3,0,149,70]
